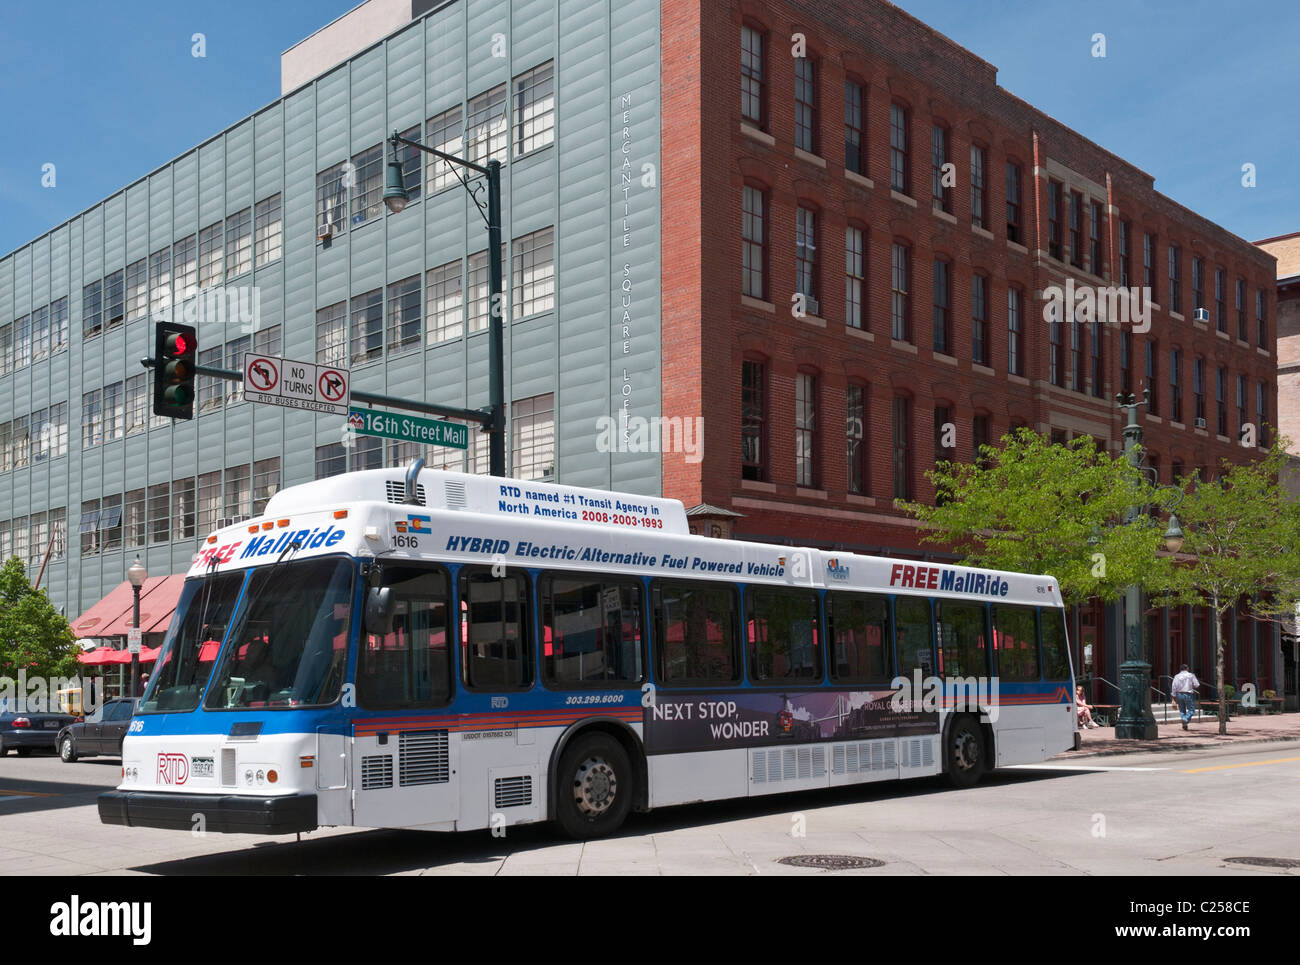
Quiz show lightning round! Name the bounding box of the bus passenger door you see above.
[350,565,460,830]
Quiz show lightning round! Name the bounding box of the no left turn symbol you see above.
[318,369,348,403]
[246,357,279,392]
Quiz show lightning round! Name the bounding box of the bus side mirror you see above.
[365,587,394,636]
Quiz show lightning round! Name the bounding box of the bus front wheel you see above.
[554,733,633,840]
[945,716,985,788]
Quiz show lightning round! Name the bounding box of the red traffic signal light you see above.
[153,322,197,419]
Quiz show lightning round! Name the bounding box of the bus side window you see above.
[1039,608,1071,681]
[459,567,532,691]
[894,596,933,679]
[745,586,822,681]
[653,579,741,686]
[992,604,1040,681]
[542,575,644,687]
[935,601,989,678]
[826,592,891,683]
[357,565,452,710]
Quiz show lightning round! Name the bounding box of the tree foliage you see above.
[0,557,78,679]
[899,428,1179,606]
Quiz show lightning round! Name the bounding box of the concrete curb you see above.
[1061,734,1300,760]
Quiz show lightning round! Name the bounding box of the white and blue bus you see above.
[100,462,1078,839]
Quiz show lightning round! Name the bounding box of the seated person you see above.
[1076,685,1100,729]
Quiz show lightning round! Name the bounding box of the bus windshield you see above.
[204,556,355,710]
[139,570,246,714]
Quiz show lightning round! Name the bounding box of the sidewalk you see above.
[1062,710,1300,758]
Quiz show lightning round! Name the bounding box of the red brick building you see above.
[661,0,1281,698]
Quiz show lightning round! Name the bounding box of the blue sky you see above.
[0,0,1295,255]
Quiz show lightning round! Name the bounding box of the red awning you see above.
[97,575,187,637]
[71,581,139,637]
[77,646,130,666]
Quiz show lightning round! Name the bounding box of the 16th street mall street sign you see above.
[347,408,468,449]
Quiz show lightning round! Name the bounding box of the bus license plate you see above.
[191,757,214,778]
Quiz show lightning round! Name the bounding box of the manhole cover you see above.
[1224,856,1300,869]
[777,854,884,870]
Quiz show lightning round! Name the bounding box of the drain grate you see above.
[777,854,885,870]
[1224,856,1300,869]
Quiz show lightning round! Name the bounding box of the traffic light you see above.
[152,321,197,420]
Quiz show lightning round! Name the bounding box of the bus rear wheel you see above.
[945,716,985,788]
[554,733,632,840]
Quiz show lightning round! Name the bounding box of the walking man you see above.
[1172,663,1201,731]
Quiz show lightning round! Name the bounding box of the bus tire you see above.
[945,715,985,789]
[553,733,633,840]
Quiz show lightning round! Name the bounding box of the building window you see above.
[466,245,503,334]
[846,383,867,495]
[1237,374,1247,441]
[512,394,554,481]
[741,359,766,481]
[796,205,818,310]
[425,260,463,344]
[514,61,555,156]
[1047,181,1063,260]
[1257,289,1267,347]
[794,55,818,154]
[1236,278,1247,341]
[972,274,988,366]
[349,144,384,227]
[1008,287,1023,376]
[1121,329,1132,394]
[1005,162,1022,243]
[125,259,148,321]
[254,324,281,358]
[845,225,865,330]
[889,103,909,194]
[973,414,990,466]
[1193,356,1205,425]
[1049,313,1063,387]
[1192,257,1205,312]
[123,488,145,548]
[931,125,950,212]
[970,145,986,228]
[172,477,196,540]
[933,405,952,471]
[1143,233,1157,302]
[1089,201,1103,276]
[252,458,280,515]
[315,444,346,480]
[466,84,508,168]
[83,280,103,339]
[1258,382,1269,447]
[1169,348,1182,423]
[844,79,865,175]
[148,482,170,544]
[149,247,172,316]
[891,242,911,341]
[254,194,282,266]
[198,222,223,289]
[1068,191,1082,267]
[125,374,148,436]
[1112,226,1133,296]
[795,372,818,488]
[173,234,197,301]
[104,269,125,329]
[350,289,383,365]
[892,396,911,501]
[1146,340,1159,416]
[512,226,555,319]
[386,276,422,355]
[317,162,349,238]
[742,183,767,300]
[1168,245,1182,313]
[224,208,252,279]
[316,301,347,366]
[197,470,221,534]
[81,390,102,448]
[31,306,49,362]
[197,347,223,412]
[932,258,950,355]
[0,323,9,377]
[741,23,767,128]
[226,336,250,405]
[425,107,464,194]
[1216,366,1228,436]
[1069,311,1083,392]
[1090,321,1103,398]
[1215,267,1226,332]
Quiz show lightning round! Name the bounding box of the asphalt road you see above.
[2,741,1298,875]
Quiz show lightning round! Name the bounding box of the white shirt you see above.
[1172,670,1200,694]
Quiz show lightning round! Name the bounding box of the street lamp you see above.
[382,132,505,477]
[127,557,147,699]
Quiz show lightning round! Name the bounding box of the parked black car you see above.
[57,698,139,762]
[0,709,80,757]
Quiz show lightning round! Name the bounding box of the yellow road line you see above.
[0,789,58,797]
[1182,756,1300,774]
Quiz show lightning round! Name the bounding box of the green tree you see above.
[899,428,1179,606]
[1167,440,1300,734]
[0,557,78,679]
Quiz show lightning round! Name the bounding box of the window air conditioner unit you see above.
[1195,417,1207,429]
[318,223,333,241]
[1193,308,1209,323]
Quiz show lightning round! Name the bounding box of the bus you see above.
[99,462,1078,839]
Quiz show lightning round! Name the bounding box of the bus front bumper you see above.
[98,790,318,834]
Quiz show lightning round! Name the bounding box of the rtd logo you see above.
[156,753,189,785]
